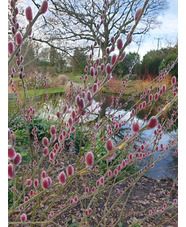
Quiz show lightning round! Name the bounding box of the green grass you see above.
[65,73,104,85]
[67,75,82,83]
[26,86,64,97]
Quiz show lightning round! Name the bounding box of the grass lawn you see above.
[25,86,64,98]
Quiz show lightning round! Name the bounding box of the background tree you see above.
[50,46,56,67]
[113,52,140,77]
[49,46,67,74]
[70,48,87,75]
[136,44,178,80]
[158,44,178,79]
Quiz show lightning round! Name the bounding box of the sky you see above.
[127,0,178,59]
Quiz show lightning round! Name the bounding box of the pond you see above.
[9,91,178,180]
[94,94,178,180]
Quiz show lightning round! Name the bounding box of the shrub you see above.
[58,74,68,85]
[64,81,82,97]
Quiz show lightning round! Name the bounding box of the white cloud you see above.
[125,12,178,59]
[149,13,178,35]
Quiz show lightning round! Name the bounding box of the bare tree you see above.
[30,0,168,57]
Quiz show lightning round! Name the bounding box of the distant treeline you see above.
[13,42,177,80]
[113,44,178,80]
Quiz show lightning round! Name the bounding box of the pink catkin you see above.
[47,177,52,187]
[132,121,140,133]
[50,125,56,135]
[108,170,112,177]
[14,153,22,166]
[87,91,92,101]
[100,63,104,71]
[106,63,111,75]
[68,117,73,127]
[34,179,38,187]
[43,147,49,156]
[42,178,49,189]
[49,152,54,160]
[66,165,74,176]
[85,152,94,168]
[16,33,22,45]
[8,42,14,54]
[90,67,95,77]
[58,172,66,185]
[26,179,32,187]
[29,190,34,197]
[106,140,113,152]
[92,186,95,193]
[92,83,98,93]
[41,171,46,179]
[24,196,29,202]
[119,52,125,62]
[135,8,142,22]
[20,213,27,222]
[25,6,33,21]
[114,169,118,176]
[111,54,117,65]
[8,164,13,179]
[100,176,104,185]
[85,187,89,193]
[40,0,48,14]
[117,38,123,50]
[154,92,159,101]
[148,116,157,129]
[88,208,92,214]
[8,145,16,160]
[42,137,49,147]
[171,76,176,85]
[74,195,78,203]
[110,36,114,44]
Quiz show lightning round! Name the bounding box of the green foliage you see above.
[49,46,66,73]
[9,117,51,163]
[14,127,28,146]
[29,117,51,140]
[50,46,56,67]
[136,44,178,80]
[70,48,87,75]
[68,127,87,154]
[8,180,20,209]
[14,146,31,163]
[11,117,51,150]
[159,45,178,78]
[113,52,140,77]
[130,222,140,227]
[65,217,79,226]
[8,180,13,209]
[38,60,50,67]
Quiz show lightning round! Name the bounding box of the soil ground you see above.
[11,155,178,227]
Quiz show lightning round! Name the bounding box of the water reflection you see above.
[94,94,178,180]
[8,92,178,179]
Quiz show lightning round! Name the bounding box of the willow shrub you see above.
[8,0,178,226]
